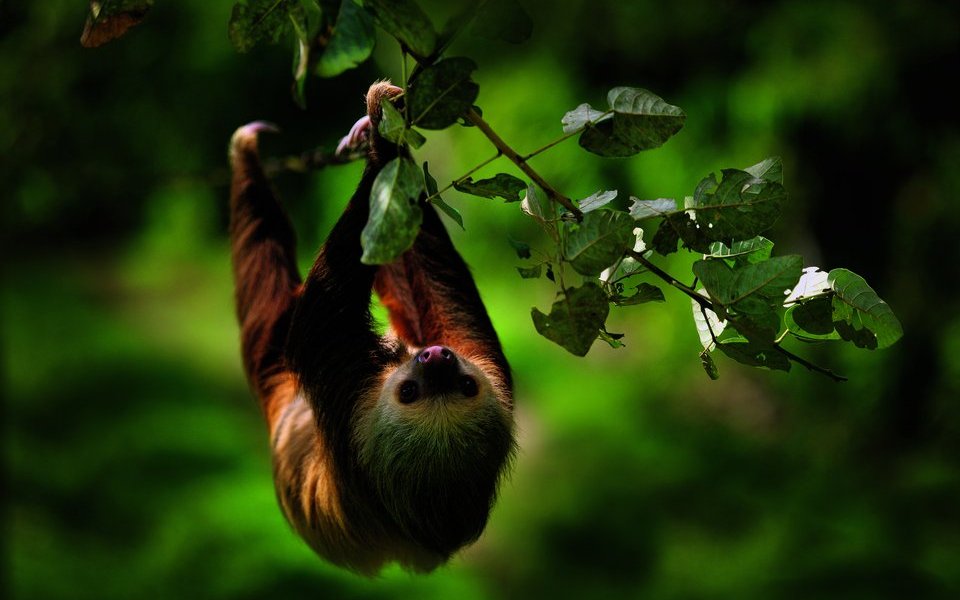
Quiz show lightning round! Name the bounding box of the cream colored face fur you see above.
[352,347,513,472]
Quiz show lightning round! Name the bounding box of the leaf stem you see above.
[773,345,848,382]
[628,250,711,310]
[519,110,613,162]
[425,151,502,202]
[465,108,583,219]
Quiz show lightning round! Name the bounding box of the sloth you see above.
[228,82,515,574]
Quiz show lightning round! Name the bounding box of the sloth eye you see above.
[460,376,478,398]
[398,380,419,404]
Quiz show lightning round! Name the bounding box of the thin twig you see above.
[426,151,503,202]
[629,250,846,382]
[773,346,848,382]
[262,146,365,177]
[465,108,582,219]
[519,110,613,162]
[628,250,710,310]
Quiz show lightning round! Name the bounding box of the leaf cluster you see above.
[223,0,902,380]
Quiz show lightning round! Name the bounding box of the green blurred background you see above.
[4,1,959,598]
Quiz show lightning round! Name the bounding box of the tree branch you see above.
[465,108,583,219]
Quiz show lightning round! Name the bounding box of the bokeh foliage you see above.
[3,1,960,598]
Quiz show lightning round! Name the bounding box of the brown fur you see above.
[229,84,515,575]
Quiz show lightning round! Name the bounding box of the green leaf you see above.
[81,0,154,47]
[650,217,683,255]
[229,0,297,53]
[579,190,617,213]
[561,103,610,134]
[629,197,676,220]
[363,0,436,58]
[406,57,479,130]
[718,340,791,372]
[785,297,840,341]
[316,0,375,77]
[453,173,526,202]
[379,100,426,148]
[361,157,424,264]
[422,161,462,229]
[615,282,664,306]
[828,268,903,349]
[598,329,626,349]
[728,304,781,344]
[687,169,786,243]
[694,255,803,308]
[531,282,610,356]
[517,265,542,279]
[521,184,552,222]
[508,238,531,259]
[744,156,783,184]
[288,1,322,107]
[692,291,726,350]
[707,236,774,266]
[700,349,720,380]
[608,87,686,150]
[563,210,636,276]
[578,87,685,157]
[472,0,532,43]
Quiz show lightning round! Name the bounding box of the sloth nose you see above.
[417,345,454,366]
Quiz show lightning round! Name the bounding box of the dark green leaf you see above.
[718,340,791,372]
[361,157,424,264]
[289,1,322,107]
[423,162,463,229]
[700,349,720,380]
[629,197,676,220]
[545,264,556,282]
[517,265,542,279]
[406,57,479,129]
[81,0,154,47]
[531,282,610,356]
[453,173,526,202]
[508,238,531,259]
[615,282,664,306]
[579,190,617,213]
[829,268,903,349]
[598,329,626,349]
[650,216,682,255]
[561,103,609,133]
[607,87,686,151]
[578,87,685,157]
[688,169,786,242]
[423,160,440,195]
[694,255,803,308]
[744,156,783,184]
[563,210,636,276]
[707,236,774,266]
[785,298,840,341]
[578,120,640,158]
[316,0,375,77]
[728,305,781,344]
[379,100,425,148]
[652,212,712,254]
[363,0,436,58]
[430,197,463,229]
[472,0,532,43]
[229,0,296,53]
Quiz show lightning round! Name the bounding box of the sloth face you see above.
[352,345,515,552]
